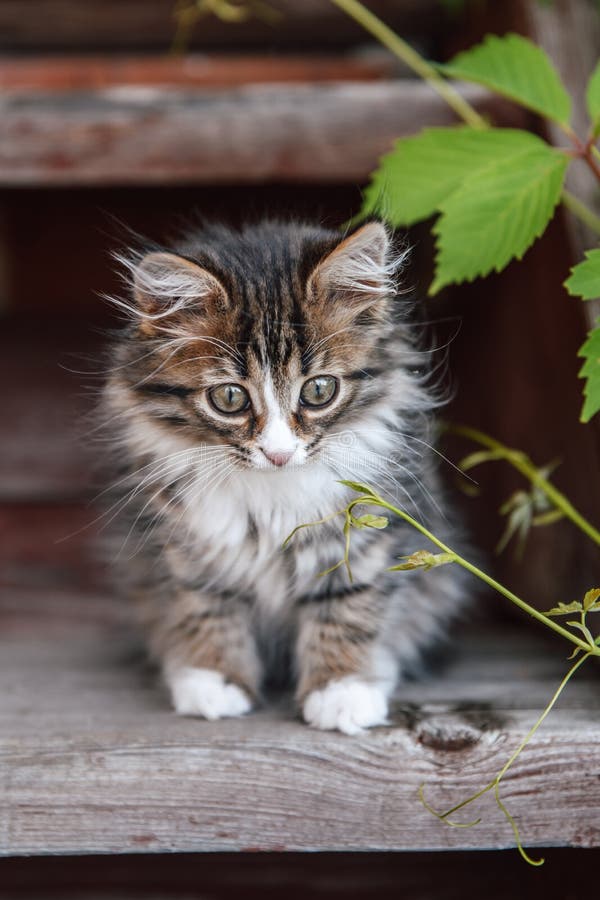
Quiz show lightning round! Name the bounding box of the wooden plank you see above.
[0,53,398,90]
[0,1,439,51]
[1,565,599,855]
[0,82,521,186]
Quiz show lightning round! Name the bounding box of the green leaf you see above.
[361,127,547,227]
[586,60,600,135]
[430,146,568,293]
[565,249,600,301]
[566,620,596,646]
[441,33,572,126]
[545,600,583,617]
[583,588,600,612]
[496,490,532,558]
[578,319,600,422]
[352,513,389,530]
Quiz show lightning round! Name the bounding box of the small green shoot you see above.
[286,474,600,866]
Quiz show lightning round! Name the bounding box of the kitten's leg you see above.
[295,589,397,735]
[151,590,262,720]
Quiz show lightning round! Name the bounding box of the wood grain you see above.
[1,569,599,855]
[0,54,397,90]
[0,83,519,186]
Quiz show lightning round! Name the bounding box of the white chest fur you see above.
[179,462,348,615]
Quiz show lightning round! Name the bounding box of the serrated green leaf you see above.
[441,33,571,126]
[545,600,583,617]
[565,249,600,301]
[586,60,600,134]
[430,146,568,293]
[352,513,389,530]
[578,319,600,422]
[360,127,546,226]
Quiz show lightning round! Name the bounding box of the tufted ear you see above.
[130,251,228,333]
[308,222,397,321]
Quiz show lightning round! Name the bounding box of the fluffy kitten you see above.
[102,220,467,735]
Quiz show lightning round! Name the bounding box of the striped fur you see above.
[101,220,470,734]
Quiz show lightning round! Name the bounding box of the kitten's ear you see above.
[308,222,395,320]
[131,251,227,332]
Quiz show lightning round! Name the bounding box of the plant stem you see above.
[495,650,591,782]
[329,0,487,130]
[425,650,589,866]
[432,650,589,819]
[450,424,600,547]
[353,496,600,656]
[332,0,600,245]
[561,188,600,237]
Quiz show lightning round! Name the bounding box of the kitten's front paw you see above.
[302,677,388,736]
[167,667,252,720]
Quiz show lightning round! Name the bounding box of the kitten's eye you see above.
[300,375,338,408]
[208,384,250,414]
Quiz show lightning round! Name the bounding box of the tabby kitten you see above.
[102,220,467,735]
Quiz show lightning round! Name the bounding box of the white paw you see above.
[167,667,252,720]
[302,677,389,735]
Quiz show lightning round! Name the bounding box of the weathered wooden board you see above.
[0,53,397,90]
[0,1,439,51]
[1,571,599,856]
[0,83,520,186]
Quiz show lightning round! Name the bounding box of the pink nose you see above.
[262,449,294,467]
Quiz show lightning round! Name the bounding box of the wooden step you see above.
[0,56,522,186]
[2,561,599,855]
[1,503,600,855]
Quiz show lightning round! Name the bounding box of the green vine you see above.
[331,0,600,238]
[329,0,487,130]
[285,477,600,864]
[332,0,600,420]
[450,424,600,549]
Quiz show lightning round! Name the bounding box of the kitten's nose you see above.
[262,449,294,467]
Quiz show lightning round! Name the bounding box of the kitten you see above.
[102,220,468,735]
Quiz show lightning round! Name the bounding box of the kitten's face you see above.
[111,222,404,473]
